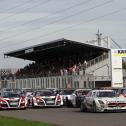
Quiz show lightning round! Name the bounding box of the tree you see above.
[122,61,126,70]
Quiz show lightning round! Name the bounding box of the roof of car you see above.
[35,89,53,92]
[76,88,92,91]
[92,90,114,92]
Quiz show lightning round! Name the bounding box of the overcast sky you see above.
[0,0,126,69]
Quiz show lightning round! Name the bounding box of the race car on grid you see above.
[59,88,75,106]
[0,91,27,109]
[71,88,91,107]
[29,89,63,108]
[80,89,126,112]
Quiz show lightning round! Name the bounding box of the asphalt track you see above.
[0,107,126,126]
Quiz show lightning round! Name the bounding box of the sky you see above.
[0,0,126,69]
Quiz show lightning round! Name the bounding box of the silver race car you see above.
[80,90,126,112]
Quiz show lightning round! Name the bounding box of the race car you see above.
[30,89,63,107]
[59,89,75,106]
[71,88,91,107]
[0,92,27,109]
[80,90,126,112]
[117,88,126,97]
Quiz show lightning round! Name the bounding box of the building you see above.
[4,36,126,89]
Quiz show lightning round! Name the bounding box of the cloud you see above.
[0,0,126,68]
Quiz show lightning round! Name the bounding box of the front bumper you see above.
[96,104,126,112]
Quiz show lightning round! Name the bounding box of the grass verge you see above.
[0,116,58,126]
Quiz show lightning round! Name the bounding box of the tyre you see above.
[76,98,80,108]
[22,107,27,110]
[65,97,69,106]
[66,97,72,107]
[58,105,62,108]
[80,103,87,112]
[32,100,35,108]
[92,102,97,112]
[27,99,30,106]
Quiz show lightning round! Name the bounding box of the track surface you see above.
[0,107,126,126]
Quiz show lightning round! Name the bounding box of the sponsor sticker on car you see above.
[46,101,55,104]
[10,102,18,105]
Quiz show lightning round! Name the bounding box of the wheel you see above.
[27,99,30,106]
[22,107,27,110]
[76,98,80,108]
[92,102,97,112]
[66,97,70,107]
[58,105,62,108]
[80,103,87,112]
[32,99,35,108]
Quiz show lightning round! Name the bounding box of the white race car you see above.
[30,89,63,107]
[80,90,126,112]
[59,89,75,106]
[71,89,91,107]
[0,92,27,109]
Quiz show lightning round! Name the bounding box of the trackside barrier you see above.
[1,75,111,89]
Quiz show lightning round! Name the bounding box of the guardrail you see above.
[87,53,109,68]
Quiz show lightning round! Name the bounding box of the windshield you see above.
[60,90,74,95]
[97,91,116,97]
[121,89,126,95]
[76,90,91,96]
[35,90,55,96]
[3,92,19,98]
[2,88,13,92]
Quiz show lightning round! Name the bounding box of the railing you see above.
[93,76,111,81]
[87,53,109,68]
[0,74,111,89]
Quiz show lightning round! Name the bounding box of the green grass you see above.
[0,116,58,126]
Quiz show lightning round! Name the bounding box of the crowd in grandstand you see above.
[0,52,108,79]
[0,68,17,80]
[15,55,88,78]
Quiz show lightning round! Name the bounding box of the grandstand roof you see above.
[4,38,110,62]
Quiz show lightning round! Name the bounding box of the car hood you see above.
[35,96,56,99]
[1,97,20,101]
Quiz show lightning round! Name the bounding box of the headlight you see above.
[21,100,25,103]
[98,100,104,105]
[0,101,3,104]
[37,99,40,102]
[0,101,6,104]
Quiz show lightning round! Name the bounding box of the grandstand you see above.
[4,37,125,89]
